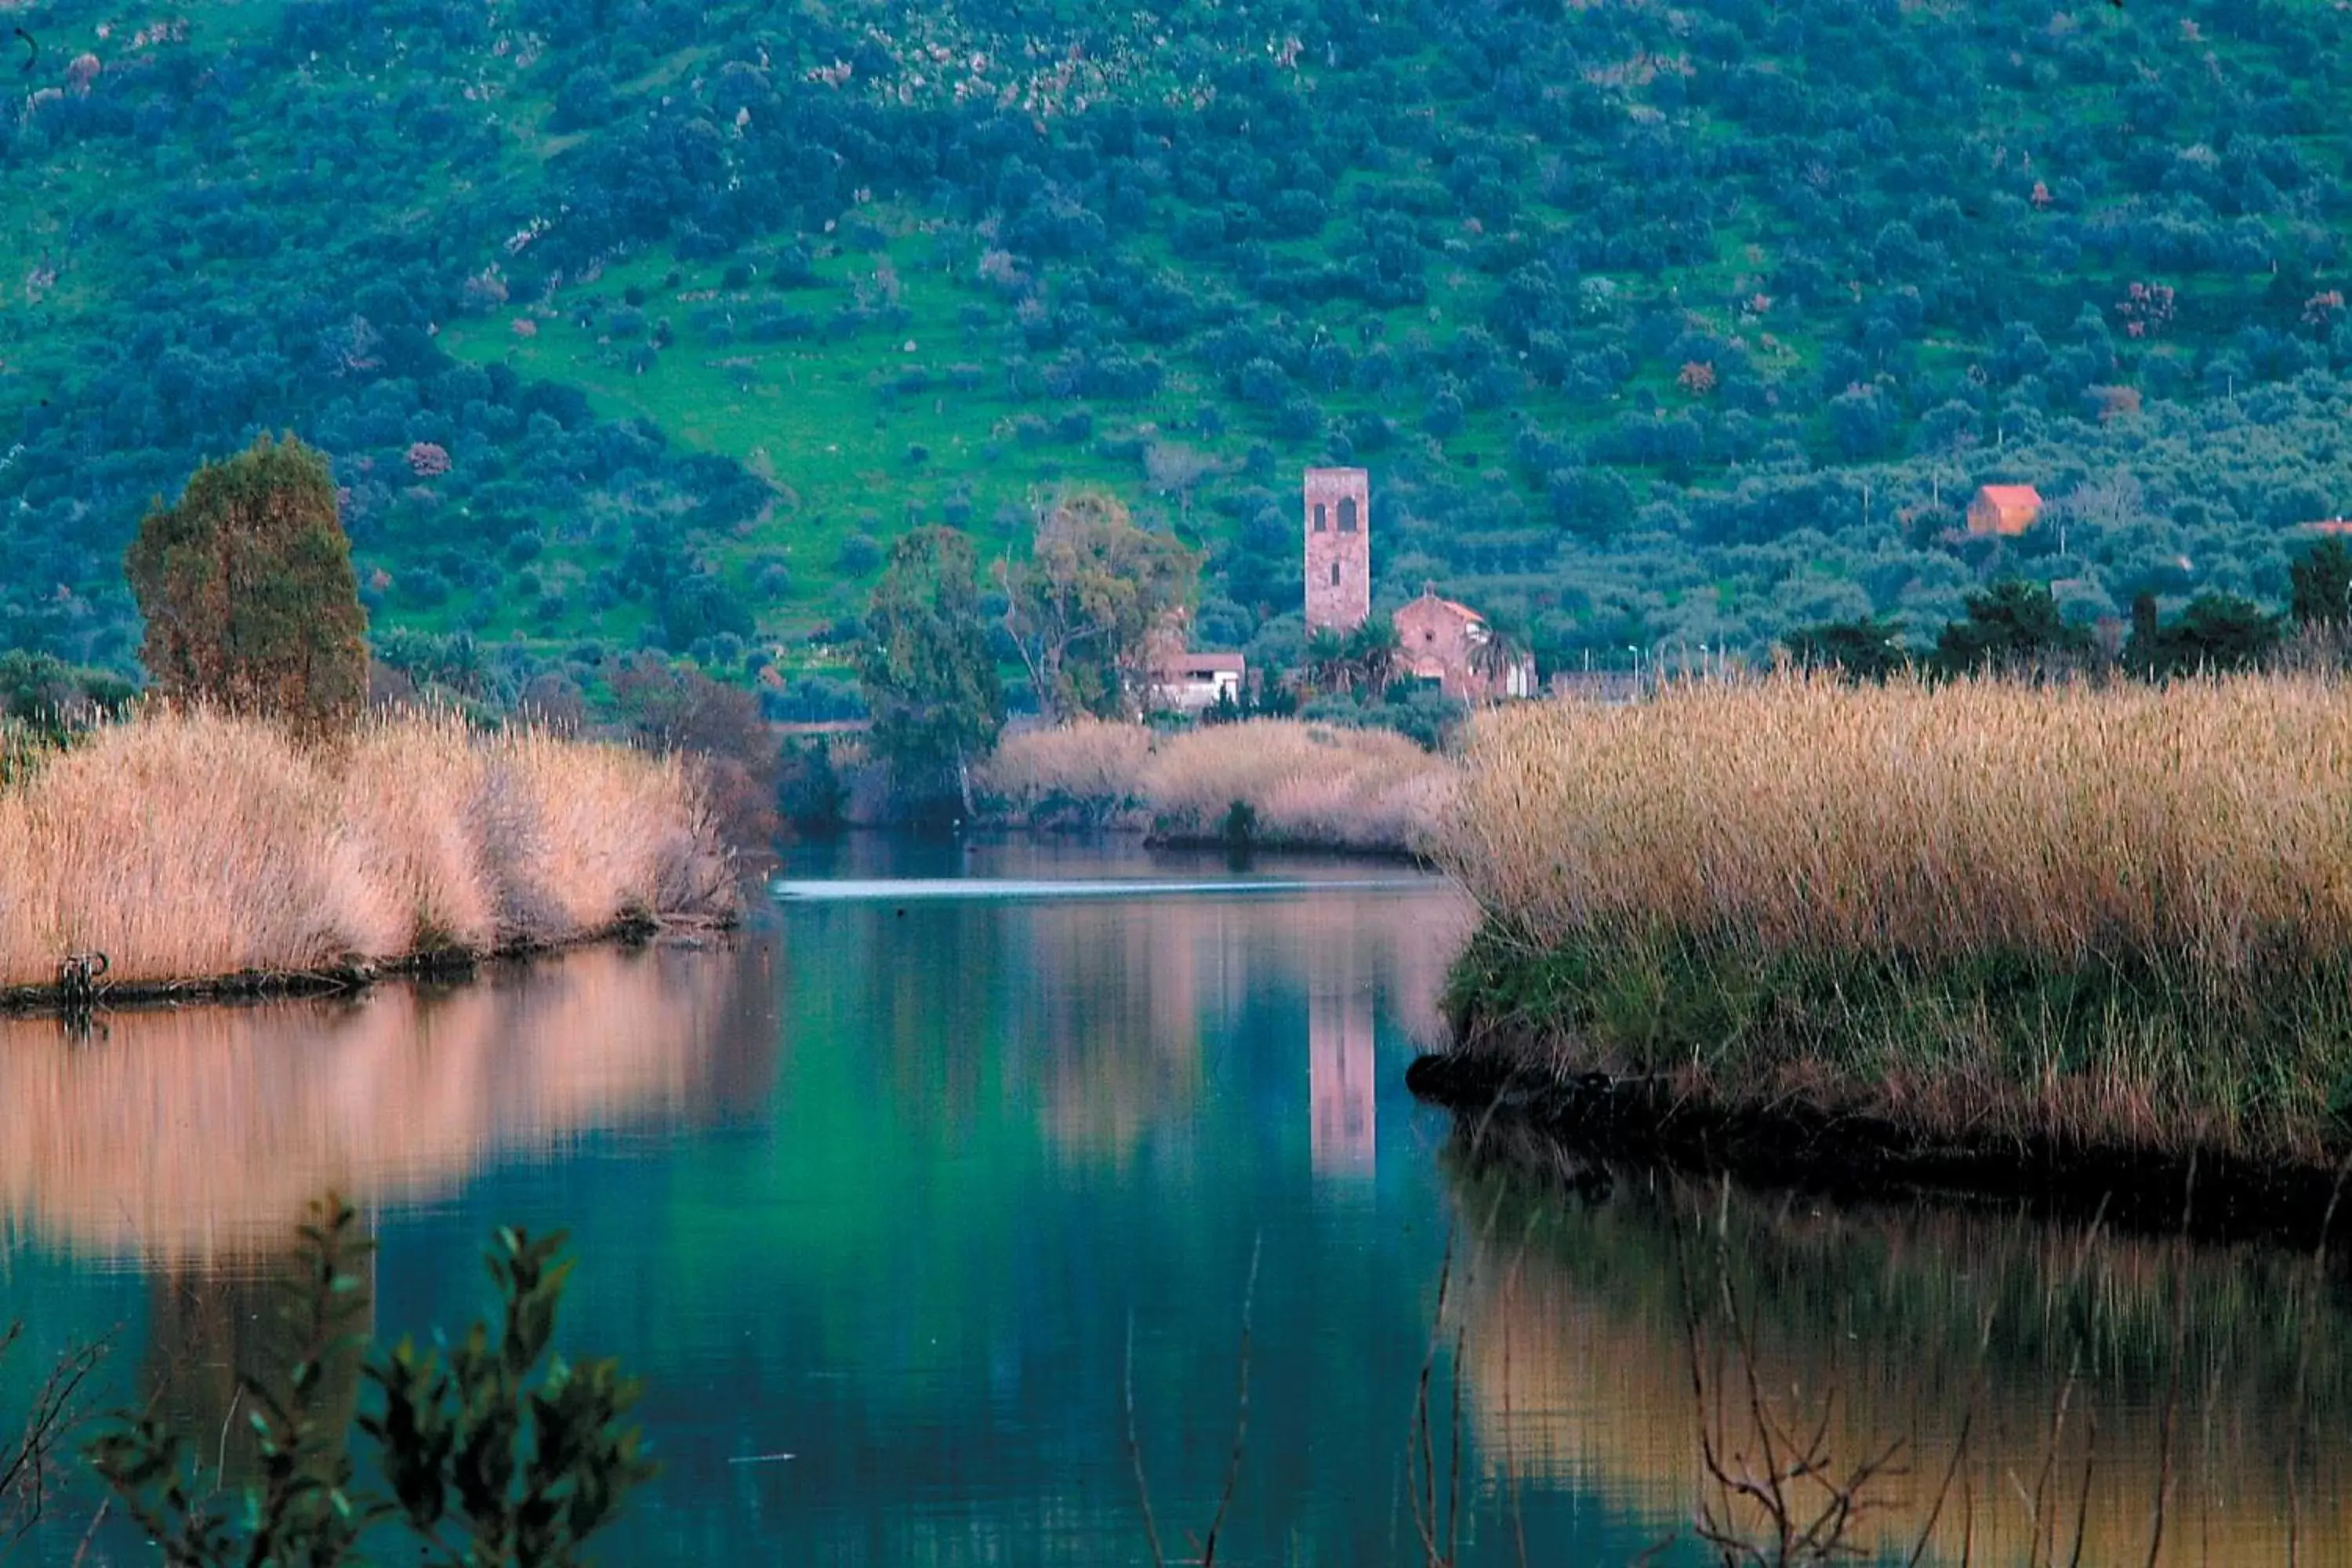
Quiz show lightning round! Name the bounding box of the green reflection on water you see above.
[9,834,2341,1566]
[0,836,1679,1564]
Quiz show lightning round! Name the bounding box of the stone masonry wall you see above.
[1304,466,1370,632]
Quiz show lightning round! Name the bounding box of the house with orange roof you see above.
[1966,484,2043,537]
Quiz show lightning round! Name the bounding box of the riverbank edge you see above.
[1145,829,1428,863]
[822,812,1437,863]
[1403,1047,2351,1250]
[0,910,739,1018]
[942,807,1432,860]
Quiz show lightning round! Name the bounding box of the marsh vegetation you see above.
[977,717,1453,855]
[0,708,733,1000]
[1439,673,2352,1163]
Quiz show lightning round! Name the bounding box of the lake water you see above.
[6,834,2350,1565]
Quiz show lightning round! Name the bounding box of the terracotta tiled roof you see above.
[1153,651,1246,675]
[1399,590,1486,624]
[1976,484,2042,510]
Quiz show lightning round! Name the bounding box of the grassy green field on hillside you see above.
[5,0,2352,683]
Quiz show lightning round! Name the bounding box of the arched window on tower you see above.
[1339,497,1359,533]
[1313,503,1327,532]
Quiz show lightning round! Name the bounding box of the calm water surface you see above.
[5,834,2348,1565]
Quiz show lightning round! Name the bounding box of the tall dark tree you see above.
[858,528,1004,815]
[2125,591,2163,676]
[125,434,368,734]
[1931,579,2092,677]
[2126,593,2281,678]
[1783,617,1909,682]
[2290,536,2352,630]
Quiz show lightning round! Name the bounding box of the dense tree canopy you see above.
[858,527,1004,812]
[1932,580,2093,677]
[124,435,368,732]
[999,493,1201,722]
[8,0,2352,695]
[1783,617,1909,683]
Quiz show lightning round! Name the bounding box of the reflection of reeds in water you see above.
[0,941,775,1261]
[1446,1142,2352,1565]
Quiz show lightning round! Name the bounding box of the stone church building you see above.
[1302,467,1535,702]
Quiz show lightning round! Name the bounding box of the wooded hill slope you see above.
[4,0,2350,687]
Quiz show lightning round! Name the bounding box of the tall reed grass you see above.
[1437,674,2352,1158]
[980,718,1452,854]
[0,709,734,993]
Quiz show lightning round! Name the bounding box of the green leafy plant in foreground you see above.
[88,1202,655,1567]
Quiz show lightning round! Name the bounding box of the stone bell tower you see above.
[1304,467,1370,633]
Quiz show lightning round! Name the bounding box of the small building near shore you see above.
[1394,589,1536,702]
[1966,483,2044,537]
[1149,650,1246,714]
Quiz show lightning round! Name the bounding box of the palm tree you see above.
[1302,626,1354,695]
[1344,618,1402,699]
[1468,621,1533,702]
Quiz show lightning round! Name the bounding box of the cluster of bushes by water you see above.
[976,718,1452,855]
[1438,674,2352,1161]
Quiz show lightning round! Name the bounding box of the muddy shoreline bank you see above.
[1405,1048,2352,1252]
[0,914,736,1019]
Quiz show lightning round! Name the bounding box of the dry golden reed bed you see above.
[1438,674,2352,1159]
[1447,673,2352,978]
[0,709,733,992]
[980,717,1452,854]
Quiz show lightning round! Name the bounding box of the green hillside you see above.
[5,0,2351,694]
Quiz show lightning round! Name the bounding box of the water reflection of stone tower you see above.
[1304,466,1370,633]
[1309,967,1377,1178]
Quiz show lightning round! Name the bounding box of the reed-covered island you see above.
[1425,675,2352,1194]
[0,435,738,1009]
[975,717,1452,855]
[0,707,735,1004]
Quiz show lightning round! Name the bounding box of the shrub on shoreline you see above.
[978,718,1453,854]
[0,708,733,991]
[1436,675,2352,1159]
